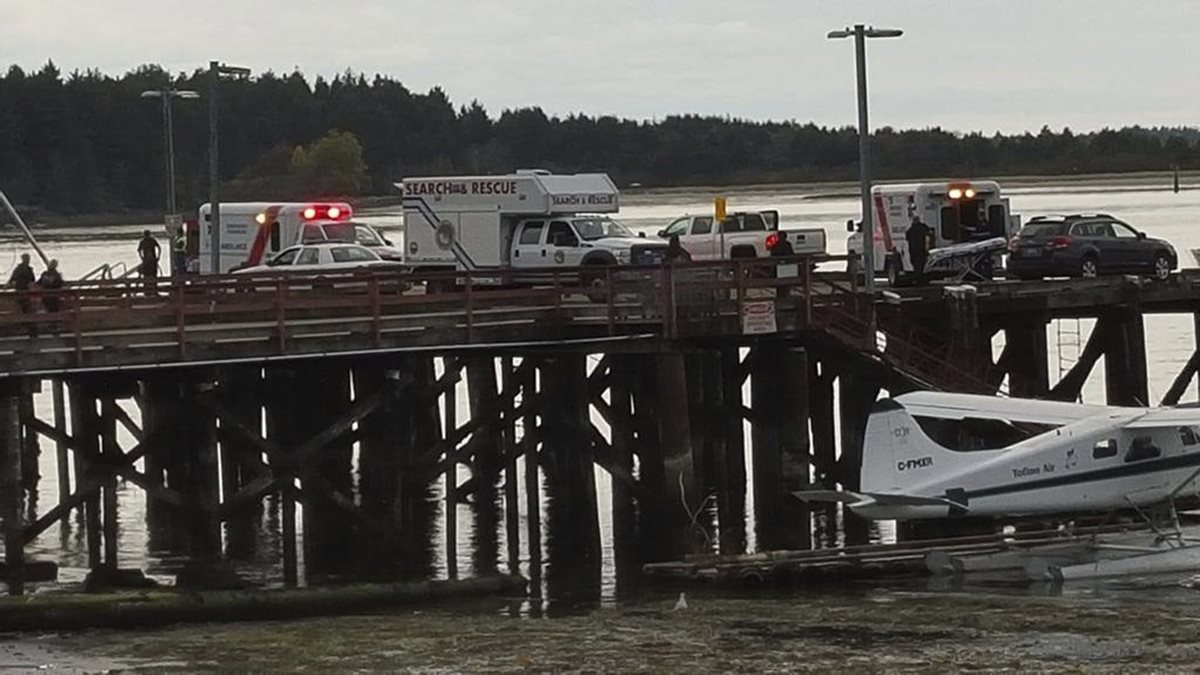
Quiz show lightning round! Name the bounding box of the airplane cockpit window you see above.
[1180,427,1200,446]
[1124,437,1162,463]
[1092,439,1118,459]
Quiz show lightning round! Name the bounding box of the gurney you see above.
[924,237,1008,282]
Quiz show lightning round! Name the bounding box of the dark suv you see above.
[1007,214,1176,280]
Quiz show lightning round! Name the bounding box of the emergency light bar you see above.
[302,204,351,220]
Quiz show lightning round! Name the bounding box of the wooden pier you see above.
[1,257,1198,596]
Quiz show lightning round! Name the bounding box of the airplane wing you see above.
[893,391,1118,427]
[1125,408,1200,429]
[793,490,967,509]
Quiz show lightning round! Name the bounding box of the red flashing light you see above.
[300,204,352,221]
[765,232,780,250]
[1047,235,1073,250]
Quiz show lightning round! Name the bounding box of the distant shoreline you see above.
[12,169,1195,229]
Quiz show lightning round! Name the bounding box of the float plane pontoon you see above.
[796,391,1200,580]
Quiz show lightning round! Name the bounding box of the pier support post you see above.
[465,357,502,575]
[51,379,69,509]
[520,358,542,598]
[184,379,220,559]
[17,386,39,494]
[220,367,262,560]
[838,371,877,545]
[750,344,812,551]
[1006,320,1050,397]
[809,357,837,548]
[718,347,747,555]
[608,354,639,591]
[1,391,24,595]
[654,352,701,556]
[539,354,601,604]
[1104,309,1149,406]
[68,381,102,570]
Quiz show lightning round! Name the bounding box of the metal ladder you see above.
[1056,318,1084,402]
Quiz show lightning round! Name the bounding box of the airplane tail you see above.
[860,398,986,494]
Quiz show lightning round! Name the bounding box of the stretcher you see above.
[924,237,1008,281]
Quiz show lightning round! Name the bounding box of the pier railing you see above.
[0,255,983,387]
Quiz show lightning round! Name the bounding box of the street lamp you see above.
[828,25,902,298]
[207,61,251,274]
[140,88,199,216]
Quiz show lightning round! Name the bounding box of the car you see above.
[352,223,404,261]
[1006,214,1176,281]
[233,243,401,275]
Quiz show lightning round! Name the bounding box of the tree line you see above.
[1,62,1197,216]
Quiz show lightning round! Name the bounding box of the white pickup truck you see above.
[658,210,827,260]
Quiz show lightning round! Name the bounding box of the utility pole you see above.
[208,61,221,275]
[828,25,902,300]
[207,62,250,274]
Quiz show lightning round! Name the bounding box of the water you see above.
[9,177,1200,670]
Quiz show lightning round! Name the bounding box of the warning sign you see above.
[741,300,778,335]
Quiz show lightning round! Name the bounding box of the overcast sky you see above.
[3,1,1197,133]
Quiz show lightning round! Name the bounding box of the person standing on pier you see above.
[770,230,795,297]
[138,230,161,278]
[38,259,63,313]
[138,229,161,294]
[7,253,37,336]
[905,216,932,285]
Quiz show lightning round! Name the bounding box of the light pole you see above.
[828,25,902,298]
[140,88,199,216]
[207,61,251,274]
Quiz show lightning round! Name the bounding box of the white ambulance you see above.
[197,202,398,274]
[847,180,1020,283]
[399,170,668,288]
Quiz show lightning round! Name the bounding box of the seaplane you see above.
[796,391,1200,580]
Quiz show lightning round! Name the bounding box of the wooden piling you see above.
[749,344,785,551]
[1104,309,1149,406]
[837,371,877,546]
[520,358,542,597]
[465,356,502,575]
[539,354,601,600]
[607,354,639,589]
[500,357,520,576]
[809,358,838,548]
[263,367,300,585]
[1006,320,1050,397]
[185,380,220,559]
[17,387,39,493]
[779,348,812,551]
[67,381,101,570]
[1,391,24,595]
[51,379,69,508]
[443,359,459,580]
[220,367,262,560]
[99,397,119,570]
[718,347,747,555]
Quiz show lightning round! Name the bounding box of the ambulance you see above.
[399,170,668,288]
[196,202,398,274]
[847,180,1020,283]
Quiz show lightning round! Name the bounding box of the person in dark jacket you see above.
[771,231,795,297]
[38,259,64,313]
[8,253,36,336]
[905,217,932,284]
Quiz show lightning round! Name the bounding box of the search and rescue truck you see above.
[847,180,1020,284]
[197,202,394,274]
[399,170,668,288]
